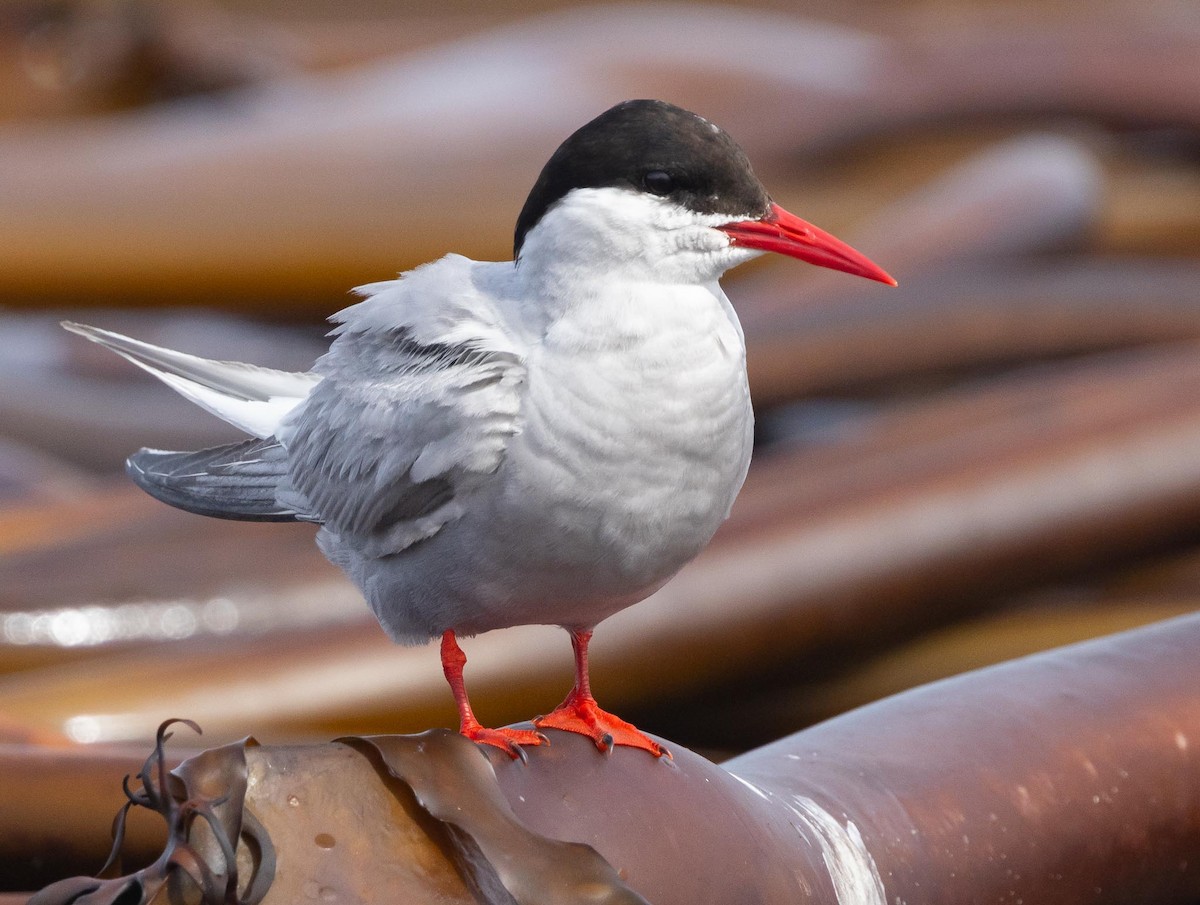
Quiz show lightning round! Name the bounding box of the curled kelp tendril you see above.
[97,718,197,879]
[30,718,276,905]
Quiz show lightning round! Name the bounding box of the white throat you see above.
[514,187,763,316]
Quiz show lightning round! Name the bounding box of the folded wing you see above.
[280,328,526,557]
[64,259,527,555]
[127,438,302,521]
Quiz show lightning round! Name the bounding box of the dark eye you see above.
[642,170,675,195]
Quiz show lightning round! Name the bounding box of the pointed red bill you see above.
[719,202,897,286]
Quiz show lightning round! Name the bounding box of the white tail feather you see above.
[62,322,320,438]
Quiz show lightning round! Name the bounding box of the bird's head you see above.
[513,99,896,288]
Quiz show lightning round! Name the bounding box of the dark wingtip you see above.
[126,442,302,523]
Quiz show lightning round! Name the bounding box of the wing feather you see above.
[67,256,527,557]
[281,327,525,557]
[126,438,301,521]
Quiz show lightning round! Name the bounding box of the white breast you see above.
[476,277,753,624]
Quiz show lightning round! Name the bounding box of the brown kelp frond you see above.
[342,730,651,905]
[28,719,274,905]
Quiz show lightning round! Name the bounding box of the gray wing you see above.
[279,330,525,557]
[127,437,303,522]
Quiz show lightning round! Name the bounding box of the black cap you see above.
[514,99,770,259]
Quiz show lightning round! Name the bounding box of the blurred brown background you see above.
[1,0,1199,766]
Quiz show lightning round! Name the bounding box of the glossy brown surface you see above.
[1,2,1199,899]
[15,615,1200,904]
[730,613,1200,904]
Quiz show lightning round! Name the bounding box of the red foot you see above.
[442,630,546,759]
[535,691,670,758]
[461,722,547,759]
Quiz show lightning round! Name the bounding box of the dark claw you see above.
[599,732,615,753]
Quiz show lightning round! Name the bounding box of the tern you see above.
[65,99,894,758]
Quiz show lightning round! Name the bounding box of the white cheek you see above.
[671,227,728,255]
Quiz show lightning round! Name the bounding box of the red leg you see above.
[441,631,544,758]
[534,629,669,758]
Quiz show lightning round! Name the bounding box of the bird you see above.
[64,99,895,759]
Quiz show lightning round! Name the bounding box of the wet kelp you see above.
[29,720,273,905]
[22,614,1200,904]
